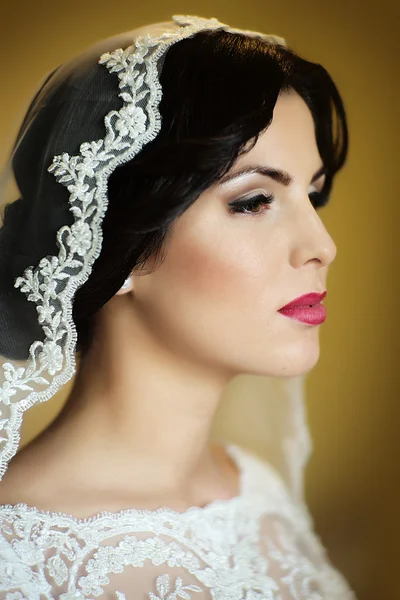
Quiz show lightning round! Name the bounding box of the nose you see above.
[290,198,337,269]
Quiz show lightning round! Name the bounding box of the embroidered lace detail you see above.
[0,445,357,599]
[149,575,202,600]
[0,13,287,480]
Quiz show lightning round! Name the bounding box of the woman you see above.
[0,14,356,599]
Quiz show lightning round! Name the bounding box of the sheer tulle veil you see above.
[0,15,311,505]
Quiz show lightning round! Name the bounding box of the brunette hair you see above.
[2,28,349,358]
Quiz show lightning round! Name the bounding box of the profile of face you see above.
[116,90,337,380]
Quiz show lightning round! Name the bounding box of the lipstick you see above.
[278,291,327,325]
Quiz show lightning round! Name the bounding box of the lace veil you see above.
[0,15,311,504]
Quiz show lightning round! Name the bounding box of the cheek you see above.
[165,226,266,306]
[146,218,283,344]
[150,233,264,364]
[176,243,243,298]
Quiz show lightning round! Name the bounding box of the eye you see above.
[228,189,330,216]
[228,193,274,215]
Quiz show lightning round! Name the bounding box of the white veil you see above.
[0,15,311,506]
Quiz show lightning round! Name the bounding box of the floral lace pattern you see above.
[0,445,357,599]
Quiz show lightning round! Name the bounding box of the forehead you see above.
[246,91,320,165]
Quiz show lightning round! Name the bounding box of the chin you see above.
[276,360,319,379]
[236,343,321,379]
[278,346,321,378]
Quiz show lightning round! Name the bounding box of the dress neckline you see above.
[0,442,249,524]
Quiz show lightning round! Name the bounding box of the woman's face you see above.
[130,90,337,378]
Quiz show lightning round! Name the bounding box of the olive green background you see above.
[1,1,398,598]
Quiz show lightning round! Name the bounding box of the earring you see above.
[120,276,131,291]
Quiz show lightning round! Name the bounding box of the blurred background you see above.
[1,1,398,598]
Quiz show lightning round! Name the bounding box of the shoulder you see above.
[0,442,52,510]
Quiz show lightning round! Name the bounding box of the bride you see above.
[0,14,356,599]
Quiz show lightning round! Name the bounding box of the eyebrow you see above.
[218,164,327,186]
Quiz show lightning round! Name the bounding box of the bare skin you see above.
[0,90,336,517]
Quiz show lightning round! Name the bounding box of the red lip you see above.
[279,291,327,311]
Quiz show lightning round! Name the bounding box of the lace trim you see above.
[0,444,309,531]
[0,501,355,600]
[0,443,244,524]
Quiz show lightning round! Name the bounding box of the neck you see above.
[42,294,238,502]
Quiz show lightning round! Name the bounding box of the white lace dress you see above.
[0,443,357,599]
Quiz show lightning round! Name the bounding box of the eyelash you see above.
[228,191,329,215]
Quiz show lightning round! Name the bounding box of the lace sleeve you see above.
[257,509,357,599]
[0,523,213,599]
[61,532,215,600]
[0,512,357,600]
[71,561,212,600]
